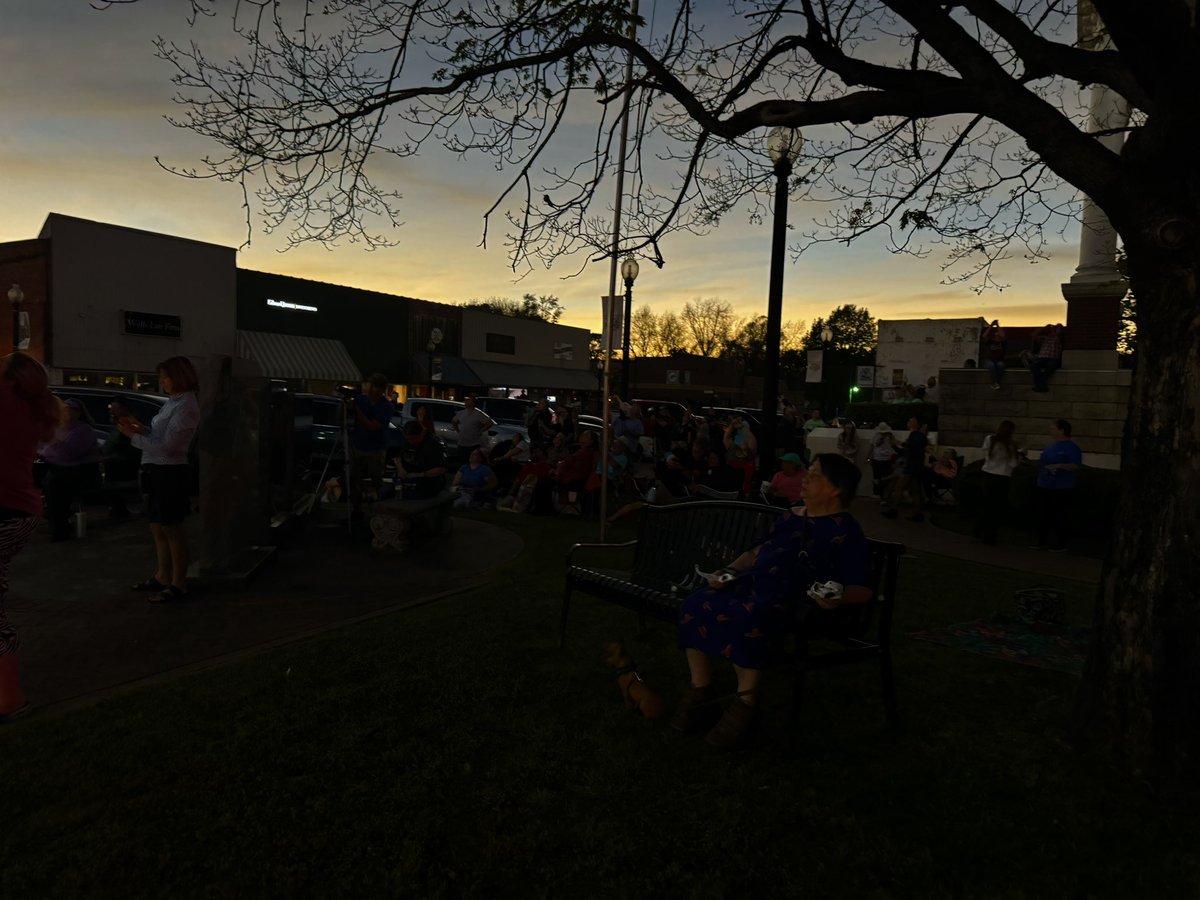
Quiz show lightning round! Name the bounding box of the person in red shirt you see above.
[0,353,63,719]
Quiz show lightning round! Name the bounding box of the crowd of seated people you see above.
[435,396,970,523]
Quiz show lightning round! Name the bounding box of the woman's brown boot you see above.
[670,683,719,733]
[704,697,759,750]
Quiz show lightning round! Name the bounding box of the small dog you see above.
[603,642,665,720]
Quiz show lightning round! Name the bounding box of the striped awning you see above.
[236,330,361,382]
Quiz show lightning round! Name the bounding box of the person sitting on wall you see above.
[1028,323,1065,393]
[392,420,448,499]
[982,319,1007,390]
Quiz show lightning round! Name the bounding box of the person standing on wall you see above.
[1032,419,1082,552]
[119,356,201,603]
[0,353,63,719]
[347,373,394,517]
[451,394,495,467]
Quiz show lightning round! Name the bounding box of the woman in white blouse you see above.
[974,420,1022,545]
[117,357,201,602]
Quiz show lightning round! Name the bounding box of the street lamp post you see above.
[426,327,442,398]
[761,126,804,477]
[620,256,639,400]
[821,325,833,414]
[8,283,24,353]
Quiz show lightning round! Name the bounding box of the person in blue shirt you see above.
[348,373,395,516]
[1033,418,1082,552]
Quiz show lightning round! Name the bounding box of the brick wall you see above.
[939,366,1130,458]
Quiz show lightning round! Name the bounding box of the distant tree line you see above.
[628,299,876,376]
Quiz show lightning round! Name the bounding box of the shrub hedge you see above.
[845,401,939,431]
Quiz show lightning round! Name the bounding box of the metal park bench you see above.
[561,499,905,726]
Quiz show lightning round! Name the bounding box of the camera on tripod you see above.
[335,384,360,407]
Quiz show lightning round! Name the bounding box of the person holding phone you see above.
[672,453,873,749]
[118,356,200,603]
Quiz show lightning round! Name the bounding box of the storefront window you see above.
[104,374,131,388]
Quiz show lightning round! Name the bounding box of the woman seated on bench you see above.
[673,453,873,750]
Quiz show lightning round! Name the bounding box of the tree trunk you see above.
[1073,235,1200,795]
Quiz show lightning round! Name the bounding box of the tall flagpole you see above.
[599,0,639,541]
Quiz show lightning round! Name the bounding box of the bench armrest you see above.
[566,539,638,565]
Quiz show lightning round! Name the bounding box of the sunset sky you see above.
[0,1,1083,334]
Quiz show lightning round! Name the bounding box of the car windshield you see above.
[481,399,534,422]
[415,403,461,423]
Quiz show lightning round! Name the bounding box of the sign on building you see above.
[122,310,182,339]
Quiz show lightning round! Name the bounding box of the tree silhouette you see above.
[146,0,1200,790]
[802,306,878,356]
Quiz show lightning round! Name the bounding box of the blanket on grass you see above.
[908,613,1090,675]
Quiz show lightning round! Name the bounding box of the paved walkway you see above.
[6,511,523,715]
[851,496,1103,583]
[5,494,1099,718]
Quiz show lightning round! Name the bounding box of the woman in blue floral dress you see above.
[674,453,873,749]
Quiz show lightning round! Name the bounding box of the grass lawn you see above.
[2,510,1194,899]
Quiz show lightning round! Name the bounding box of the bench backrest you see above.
[631,500,785,594]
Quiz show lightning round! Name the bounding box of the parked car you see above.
[475,396,536,427]
[291,392,405,470]
[46,385,189,503]
[397,397,526,453]
[633,398,704,429]
[51,385,166,446]
[576,414,605,442]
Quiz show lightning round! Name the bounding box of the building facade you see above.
[0,214,600,402]
[0,214,237,389]
[874,317,986,399]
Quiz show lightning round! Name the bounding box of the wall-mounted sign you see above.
[856,366,876,387]
[267,298,319,312]
[553,342,574,361]
[122,310,182,339]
